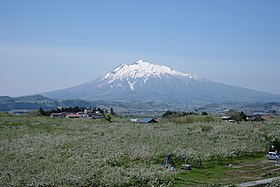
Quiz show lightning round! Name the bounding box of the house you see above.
[246,114,264,122]
[50,113,62,118]
[77,112,84,115]
[139,118,158,123]
[129,118,139,122]
[65,114,82,119]
[60,112,68,118]
[90,112,104,119]
[84,109,93,116]
[76,112,89,118]
[51,112,68,118]
[221,116,232,120]
[84,108,105,119]
[221,116,236,122]
[261,115,273,119]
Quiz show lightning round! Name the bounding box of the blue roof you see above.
[139,118,157,123]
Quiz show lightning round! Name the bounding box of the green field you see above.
[1,113,280,186]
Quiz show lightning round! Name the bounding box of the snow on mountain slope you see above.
[97,60,203,91]
[103,60,201,83]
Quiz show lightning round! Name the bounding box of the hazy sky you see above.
[0,0,280,97]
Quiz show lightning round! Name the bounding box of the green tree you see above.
[226,110,247,122]
[105,113,112,122]
[39,107,46,116]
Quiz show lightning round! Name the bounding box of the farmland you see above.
[1,113,280,186]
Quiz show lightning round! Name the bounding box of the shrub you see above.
[201,125,213,132]
[105,113,112,122]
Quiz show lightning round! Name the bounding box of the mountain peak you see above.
[135,59,146,63]
[103,60,200,82]
[135,59,150,65]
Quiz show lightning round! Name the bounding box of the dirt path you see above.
[222,159,280,186]
[237,176,280,187]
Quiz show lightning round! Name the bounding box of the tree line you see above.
[162,110,208,118]
[39,106,116,117]
[39,106,97,116]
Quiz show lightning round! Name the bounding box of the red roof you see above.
[66,114,81,117]
[262,115,273,119]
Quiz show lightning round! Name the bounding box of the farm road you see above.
[237,176,280,186]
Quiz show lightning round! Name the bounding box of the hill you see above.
[0,95,95,112]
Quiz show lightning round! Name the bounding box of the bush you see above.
[201,125,213,132]
[105,113,112,122]
[269,138,280,152]
[173,115,217,124]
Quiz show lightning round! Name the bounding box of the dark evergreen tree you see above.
[240,111,247,121]
[270,139,280,152]
[39,107,46,116]
[201,111,208,115]
[110,107,115,115]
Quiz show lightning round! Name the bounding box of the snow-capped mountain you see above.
[42,60,280,103]
[98,60,202,91]
[104,60,200,83]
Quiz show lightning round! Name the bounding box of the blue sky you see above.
[0,0,280,96]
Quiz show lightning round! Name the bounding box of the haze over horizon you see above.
[0,0,280,97]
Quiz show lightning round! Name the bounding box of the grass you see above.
[174,166,235,186]
[173,155,280,186]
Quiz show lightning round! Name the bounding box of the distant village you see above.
[5,101,280,124]
[33,105,278,125]
[50,108,107,119]
[37,106,116,119]
[220,113,274,123]
[38,106,159,123]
